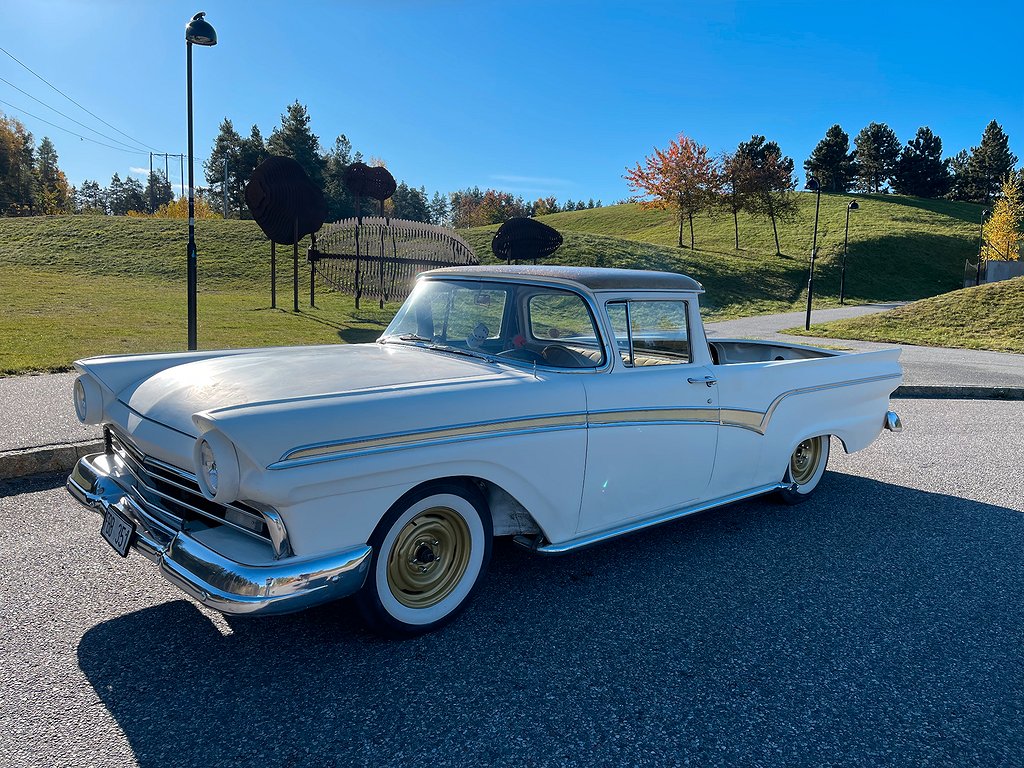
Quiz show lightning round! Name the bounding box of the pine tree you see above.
[323,134,356,220]
[804,125,856,193]
[948,149,973,201]
[205,118,243,217]
[237,125,268,218]
[852,122,901,193]
[76,179,104,214]
[267,102,324,188]
[35,136,72,213]
[429,190,450,225]
[892,127,951,198]
[391,182,431,221]
[966,120,1018,203]
[145,170,174,211]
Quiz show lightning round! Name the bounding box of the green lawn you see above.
[786,275,1024,354]
[0,196,986,374]
[463,194,983,320]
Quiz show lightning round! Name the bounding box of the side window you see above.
[525,289,604,368]
[606,300,691,367]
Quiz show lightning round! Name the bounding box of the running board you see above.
[514,482,793,555]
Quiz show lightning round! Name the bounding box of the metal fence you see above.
[309,217,479,308]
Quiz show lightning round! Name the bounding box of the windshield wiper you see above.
[382,333,433,343]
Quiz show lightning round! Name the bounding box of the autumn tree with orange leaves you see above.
[625,134,722,249]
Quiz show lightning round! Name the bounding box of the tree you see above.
[35,136,72,214]
[736,135,797,255]
[721,149,754,249]
[322,134,356,221]
[237,124,268,217]
[948,149,973,201]
[625,133,722,248]
[391,182,431,222]
[267,101,324,188]
[205,118,244,217]
[144,169,174,211]
[958,120,1019,203]
[983,173,1023,261]
[429,190,449,225]
[804,125,856,193]
[852,122,901,193]
[0,115,37,213]
[532,196,559,216]
[892,127,951,198]
[106,173,146,215]
[75,179,104,214]
[449,187,529,227]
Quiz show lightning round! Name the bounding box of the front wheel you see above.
[776,435,830,505]
[355,482,492,637]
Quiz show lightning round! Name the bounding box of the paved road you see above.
[3,398,1024,767]
[0,372,99,452]
[706,304,1024,388]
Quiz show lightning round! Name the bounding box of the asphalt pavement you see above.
[2,398,1024,767]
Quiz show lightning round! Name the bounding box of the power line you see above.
[0,75,149,153]
[0,97,151,154]
[0,44,159,152]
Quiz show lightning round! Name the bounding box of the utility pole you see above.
[149,152,154,213]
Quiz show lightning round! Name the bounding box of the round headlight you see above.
[192,430,240,502]
[199,439,218,494]
[73,375,104,424]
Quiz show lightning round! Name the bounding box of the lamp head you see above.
[848,201,859,210]
[186,12,217,46]
[805,176,820,192]
[982,209,990,217]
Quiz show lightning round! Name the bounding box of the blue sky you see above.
[2,0,1021,203]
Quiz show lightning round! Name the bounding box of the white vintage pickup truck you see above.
[68,265,902,635]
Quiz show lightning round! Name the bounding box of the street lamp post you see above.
[185,11,217,351]
[839,200,859,305]
[975,208,990,286]
[804,176,821,331]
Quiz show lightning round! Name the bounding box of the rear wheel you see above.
[356,482,492,637]
[776,435,830,505]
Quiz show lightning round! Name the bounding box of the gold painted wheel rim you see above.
[387,506,472,609]
[790,438,822,485]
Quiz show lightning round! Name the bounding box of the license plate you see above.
[101,507,135,558]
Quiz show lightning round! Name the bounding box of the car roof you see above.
[422,264,704,293]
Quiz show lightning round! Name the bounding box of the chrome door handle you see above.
[687,376,717,386]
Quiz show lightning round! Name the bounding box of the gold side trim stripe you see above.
[283,413,588,462]
[589,408,719,426]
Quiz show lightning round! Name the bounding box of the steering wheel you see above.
[496,348,546,364]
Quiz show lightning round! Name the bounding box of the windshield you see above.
[381,279,605,369]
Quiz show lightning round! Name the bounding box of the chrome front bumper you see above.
[67,452,372,616]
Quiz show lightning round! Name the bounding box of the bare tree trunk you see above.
[733,206,739,249]
[689,210,695,250]
[678,208,684,248]
[767,195,781,255]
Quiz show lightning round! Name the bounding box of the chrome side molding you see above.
[884,410,903,433]
[515,482,792,555]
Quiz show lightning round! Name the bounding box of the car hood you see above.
[118,343,509,437]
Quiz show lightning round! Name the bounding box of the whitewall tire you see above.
[356,482,492,636]
[776,435,830,505]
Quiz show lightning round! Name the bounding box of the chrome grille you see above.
[106,428,284,555]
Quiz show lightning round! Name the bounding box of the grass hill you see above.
[0,194,985,374]
[788,275,1024,354]
[463,194,985,318]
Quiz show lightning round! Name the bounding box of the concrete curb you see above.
[0,440,104,482]
[893,385,1024,400]
[1,385,1021,482]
